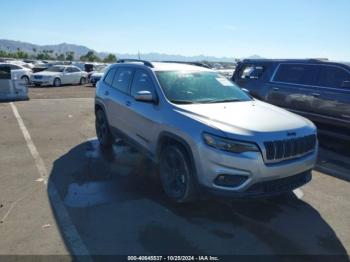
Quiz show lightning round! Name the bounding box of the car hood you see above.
[32,71,61,77]
[174,100,314,137]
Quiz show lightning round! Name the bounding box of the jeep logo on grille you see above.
[287,132,296,137]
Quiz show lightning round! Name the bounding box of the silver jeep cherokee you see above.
[95,59,318,203]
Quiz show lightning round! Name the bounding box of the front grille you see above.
[264,134,316,162]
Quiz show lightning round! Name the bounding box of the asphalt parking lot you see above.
[1,85,350,259]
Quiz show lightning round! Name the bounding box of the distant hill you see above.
[0,39,263,62]
[0,39,93,58]
[114,52,237,63]
[244,54,265,60]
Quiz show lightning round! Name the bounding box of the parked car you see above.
[90,65,108,86]
[0,64,28,101]
[0,63,32,85]
[232,59,350,140]
[31,65,88,87]
[95,60,318,203]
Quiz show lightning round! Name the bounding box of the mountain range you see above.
[0,39,264,62]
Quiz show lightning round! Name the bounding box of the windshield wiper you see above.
[170,100,195,104]
[201,98,241,104]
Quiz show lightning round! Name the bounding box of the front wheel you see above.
[80,77,87,85]
[159,145,197,203]
[53,78,61,87]
[95,110,114,148]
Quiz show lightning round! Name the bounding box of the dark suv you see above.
[232,59,350,140]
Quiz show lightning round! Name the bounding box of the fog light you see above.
[214,174,248,187]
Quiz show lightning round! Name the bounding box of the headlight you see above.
[202,133,259,153]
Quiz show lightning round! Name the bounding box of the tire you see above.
[21,76,29,86]
[53,78,61,87]
[95,110,114,148]
[159,144,197,203]
[80,77,87,85]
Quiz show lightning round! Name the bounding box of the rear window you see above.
[273,64,317,85]
[239,65,265,80]
[317,66,350,89]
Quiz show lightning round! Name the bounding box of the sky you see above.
[1,0,349,60]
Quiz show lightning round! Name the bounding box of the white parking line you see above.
[10,102,48,183]
[10,102,92,260]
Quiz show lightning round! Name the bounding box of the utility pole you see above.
[138,50,141,60]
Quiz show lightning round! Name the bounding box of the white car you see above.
[0,63,32,85]
[31,65,88,87]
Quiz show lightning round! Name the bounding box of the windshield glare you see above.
[46,66,64,72]
[156,71,251,104]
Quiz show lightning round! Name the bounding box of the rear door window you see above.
[104,68,116,86]
[317,66,350,89]
[273,64,317,86]
[70,67,80,73]
[111,68,134,94]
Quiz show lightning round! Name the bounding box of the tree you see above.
[15,51,29,59]
[65,51,75,61]
[80,51,101,62]
[56,53,65,61]
[0,50,8,58]
[36,51,53,60]
[103,53,117,63]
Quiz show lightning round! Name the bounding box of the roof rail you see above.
[117,59,154,68]
[308,58,329,62]
[162,61,211,69]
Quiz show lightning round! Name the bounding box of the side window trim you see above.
[270,63,350,91]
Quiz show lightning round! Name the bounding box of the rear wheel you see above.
[159,145,197,203]
[53,78,61,87]
[21,76,29,86]
[95,110,114,148]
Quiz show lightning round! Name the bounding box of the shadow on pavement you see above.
[47,139,349,259]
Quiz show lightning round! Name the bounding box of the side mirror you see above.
[241,88,250,94]
[341,80,350,88]
[134,90,155,103]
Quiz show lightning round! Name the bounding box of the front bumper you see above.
[203,170,312,198]
[31,79,52,86]
[194,142,317,197]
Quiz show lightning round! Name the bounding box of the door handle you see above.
[126,101,131,107]
[312,93,320,97]
[104,91,109,96]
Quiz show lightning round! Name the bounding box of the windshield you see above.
[46,66,64,72]
[156,71,252,104]
[95,65,107,73]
